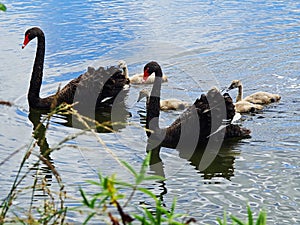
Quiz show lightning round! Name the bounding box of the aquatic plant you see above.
[79,152,196,225]
[217,205,267,225]
[0,103,266,224]
[0,3,6,12]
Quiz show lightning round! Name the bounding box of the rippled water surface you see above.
[1,0,300,224]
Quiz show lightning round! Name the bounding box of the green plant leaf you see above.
[114,180,135,188]
[247,205,253,225]
[140,152,151,174]
[217,210,227,225]
[86,180,101,186]
[0,3,6,12]
[155,200,162,224]
[83,212,96,225]
[134,214,151,225]
[143,174,166,181]
[121,160,138,178]
[170,198,177,214]
[144,208,156,224]
[256,210,267,225]
[80,188,91,208]
[217,218,224,225]
[230,215,245,225]
[137,187,157,199]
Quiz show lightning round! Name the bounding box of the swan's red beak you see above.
[22,34,30,49]
[143,68,150,82]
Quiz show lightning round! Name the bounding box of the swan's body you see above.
[119,60,168,84]
[234,100,263,113]
[228,80,281,105]
[143,61,250,148]
[244,92,281,104]
[22,27,129,110]
[137,89,189,111]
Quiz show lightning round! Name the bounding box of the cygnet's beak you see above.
[226,84,235,92]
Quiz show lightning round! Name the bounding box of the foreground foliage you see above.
[0,103,267,224]
[217,205,266,225]
[79,153,196,225]
[0,3,6,12]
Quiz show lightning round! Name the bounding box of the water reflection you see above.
[28,88,131,133]
[27,98,132,200]
[1,0,299,223]
[28,109,54,199]
[147,141,239,181]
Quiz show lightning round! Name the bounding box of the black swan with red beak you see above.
[143,61,250,148]
[22,27,129,110]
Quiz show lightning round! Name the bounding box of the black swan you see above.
[143,61,250,149]
[228,80,281,105]
[118,60,168,84]
[22,27,129,110]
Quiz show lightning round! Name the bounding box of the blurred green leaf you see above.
[230,215,245,225]
[256,210,267,225]
[121,160,138,178]
[0,3,7,12]
[247,205,253,225]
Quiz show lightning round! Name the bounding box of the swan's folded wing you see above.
[73,66,129,107]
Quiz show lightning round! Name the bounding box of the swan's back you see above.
[163,88,248,147]
[160,99,189,110]
[234,100,263,113]
[244,91,281,104]
[138,89,189,111]
[59,66,129,108]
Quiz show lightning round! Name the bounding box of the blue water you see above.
[0,0,300,224]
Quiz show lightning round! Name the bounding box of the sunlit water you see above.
[0,0,300,224]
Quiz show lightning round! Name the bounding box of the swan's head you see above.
[227,80,242,90]
[137,89,150,102]
[22,27,43,49]
[143,61,161,81]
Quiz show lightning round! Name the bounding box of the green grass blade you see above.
[79,188,91,208]
[139,153,151,177]
[170,198,177,214]
[256,210,267,225]
[230,215,245,225]
[217,211,227,225]
[137,187,157,199]
[144,208,156,224]
[121,160,138,178]
[0,3,6,12]
[156,201,162,224]
[83,212,96,225]
[134,214,151,225]
[86,180,101,186]
[143,175,165,181]
[247,205,253,225]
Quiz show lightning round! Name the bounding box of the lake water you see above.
[0,0,300,224]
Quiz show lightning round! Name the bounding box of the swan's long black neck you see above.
[146,69,163,137]
[28,31,49,109]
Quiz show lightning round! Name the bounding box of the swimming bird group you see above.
[15,27,281,149]
[227,79,281,113]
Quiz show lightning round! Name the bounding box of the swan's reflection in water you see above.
[27,96,131,203]
[28,109,54,201]
[139,103,240,181]
[144,139,241,212]
[147,141,240,180]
